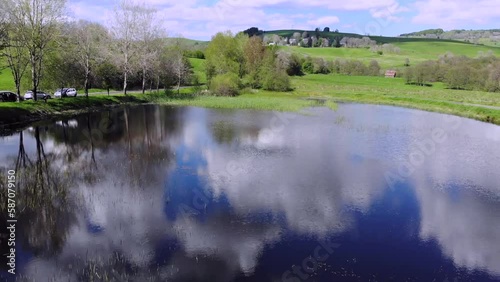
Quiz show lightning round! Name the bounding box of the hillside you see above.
[400,28,500,46]
[163,37,209,49]
[264,29,470,44]
[264,29,500,69]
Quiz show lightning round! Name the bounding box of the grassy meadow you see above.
[2,73,500,127]
[0,58,15,90]
[282,41,500,69]
[189,58,207,84]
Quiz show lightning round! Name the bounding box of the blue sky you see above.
[68,0,500,40]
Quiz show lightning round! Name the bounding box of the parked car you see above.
[24,90,52,100]
[54,87,77,98]
[0,91,23,102]
[66,88,77,97]
[54,88,67,98]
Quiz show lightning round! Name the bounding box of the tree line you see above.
[203,31,388,96]
[0,0,196,101]
[403,52,500,91]
[204,32,292,96]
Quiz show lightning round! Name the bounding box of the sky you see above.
[68,0,500,40]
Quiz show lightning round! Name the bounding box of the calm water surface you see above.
[0,104,499,281]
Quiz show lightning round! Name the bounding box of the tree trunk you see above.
[15,81,21,102]
[156,75,160,93]
[123,71,128,95]
[31,55,38,101]
[85,57,90,98]
[142,68,146,94]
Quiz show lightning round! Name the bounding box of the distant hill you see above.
[254,29,500,70]
[263,29,469,44]
[163,38,209,49]
[400,29,500,46]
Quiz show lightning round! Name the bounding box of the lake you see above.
[1,104,499,281]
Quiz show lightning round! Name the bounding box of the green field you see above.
[189,58,207,84]
[149,74,500,124]
[281,41,500,69]
[2,73,500,128]
[0,58,15,91]
[164,37,209,49]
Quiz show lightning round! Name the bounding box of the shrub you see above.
[242,70,262,89]
[302,58,314,74]
[287,54,304,76]
[313,58,330,74]
[341,60,368,76]
[262,68,291,91]
[184,50,205,59]
[210,73,241,96]
[368,60,381,76]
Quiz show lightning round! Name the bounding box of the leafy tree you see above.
[445,65,472,90]
[95,61,121,95]
[0,25,29,97]
[332,36,342,48]
[314,28,320,37]
[42,41,82,91]
[205,31,243,85]
[260,47,290,91]
[2,0,67,101]
[323,27,330,32]
[243,27,263,37]
[243,36,266,88]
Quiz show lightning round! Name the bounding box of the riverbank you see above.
[0,95,149,131]
[1,74,499,134]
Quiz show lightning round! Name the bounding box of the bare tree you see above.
[71,20,109,97]
[1,0,67,101]
[136,6,163,94]
[168,38,191,94]
[111,0,143,95]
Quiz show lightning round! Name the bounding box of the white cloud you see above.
[67,0,410,39]
[370,2,409,22]
[307,16,340,27]
[412,0,500,28]
[217,0,400,10]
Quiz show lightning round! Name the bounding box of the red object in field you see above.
[385,70,397,78]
